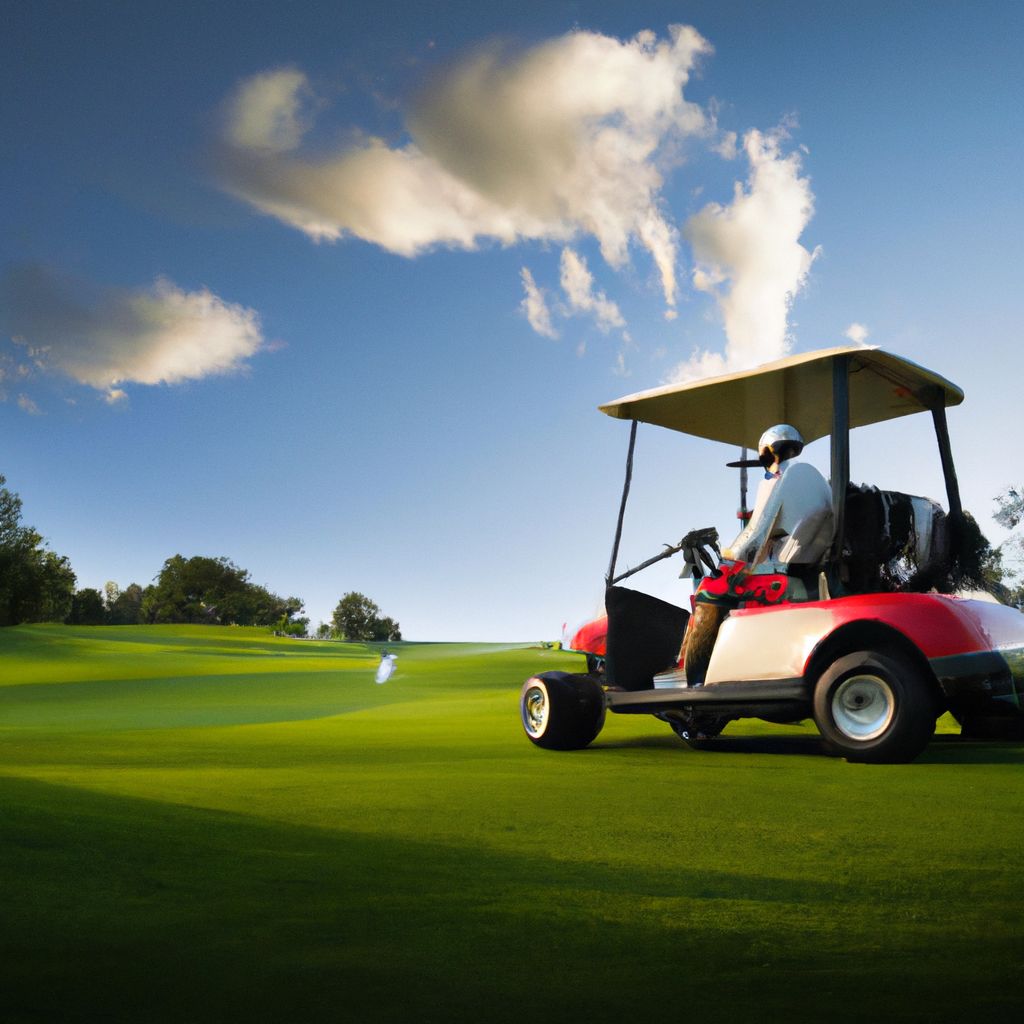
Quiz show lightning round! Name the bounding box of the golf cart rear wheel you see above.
[813,650,935,764]
[520,672,606,751]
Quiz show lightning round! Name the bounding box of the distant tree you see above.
[994,486,1024,605]
[371,615,402,642]
[994,487,1024,531]
[332,592,401,641]
[332,592,379,640]
[142,555,196,623]
[108,583,144,625]
[275,614,309,637]
[1,481,22,547]
[67,588,106,625]
[143,555,242,624]
[0,475,77,625]
[33,550,77,623]
[142,554,304,628]
[314,622,332,640]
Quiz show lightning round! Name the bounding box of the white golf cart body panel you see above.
[706,605,836,684]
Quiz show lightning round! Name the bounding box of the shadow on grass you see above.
[2,775,1022,1024]
[0,625,375,663]
[919,733,1024,764]
[597,724,1024,764]
[599,732,827,757]
[0,671,421,731]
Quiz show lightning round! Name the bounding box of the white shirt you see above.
[724,457,833,568]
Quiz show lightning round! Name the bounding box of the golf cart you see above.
[520,346,1024,763]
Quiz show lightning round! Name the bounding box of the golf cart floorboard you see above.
[607,678,807,714]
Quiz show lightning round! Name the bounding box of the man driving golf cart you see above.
[679,423,832,686]
[520,346,1024,764]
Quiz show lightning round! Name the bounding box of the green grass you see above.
[2,624,1023,1023]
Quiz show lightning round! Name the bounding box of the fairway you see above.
[2,625,1022,1023]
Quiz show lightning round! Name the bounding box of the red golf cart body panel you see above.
[569,590,1024,708]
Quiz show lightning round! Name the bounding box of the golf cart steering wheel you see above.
[680,526,722,580]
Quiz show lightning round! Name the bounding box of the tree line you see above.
[1,475,76,626]
[65,556,308,632]
[1,474,400,639]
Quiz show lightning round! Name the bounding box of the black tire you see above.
[520,672,606,750]
[813,650,936,764]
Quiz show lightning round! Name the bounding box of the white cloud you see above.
[225,68,312,153]
[712,130,739,160]
[217,26,712,308]
[519,267,558,339]
[559,247,626,333]
[668,128,817,382]
[17,394,41,415]
[844,322,870,346]
[211,29,823,382]
[1,266,264,395]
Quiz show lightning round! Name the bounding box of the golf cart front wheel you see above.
[520,672,606,750]
[813,650,935,764]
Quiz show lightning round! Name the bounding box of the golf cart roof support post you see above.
[606,419,638,585]
[830,354,851,562]
[739,447,749,518]
[930,399,963,521]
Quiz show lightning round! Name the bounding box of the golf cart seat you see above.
[743,485,949,601]
[771,503,836,601]
[781,484,950,598]
[777,503,835,568]
[841,484,949,594]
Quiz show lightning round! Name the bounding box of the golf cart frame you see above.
[521,347,1024,763]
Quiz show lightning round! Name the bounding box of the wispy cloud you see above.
[844,322,869,346]
[224,68,312,153]
[216,27,819,382]
[712,130,739,160]
[520,247,629,343]
[668,127,818,381]
[1,265,265,400]
[17,394,41,415]
[519,268,558,340]
[559,248,626,334]
[216,26,712,310]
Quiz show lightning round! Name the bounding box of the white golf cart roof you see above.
[599,346,963,448]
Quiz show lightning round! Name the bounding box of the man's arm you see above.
[722,480,785,562]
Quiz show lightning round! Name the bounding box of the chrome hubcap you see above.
[832,673,895,741]
[522,682,548,738]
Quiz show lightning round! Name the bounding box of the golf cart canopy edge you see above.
[598,346,964,448]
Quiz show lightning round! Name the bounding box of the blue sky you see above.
[2,1,1023,639]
